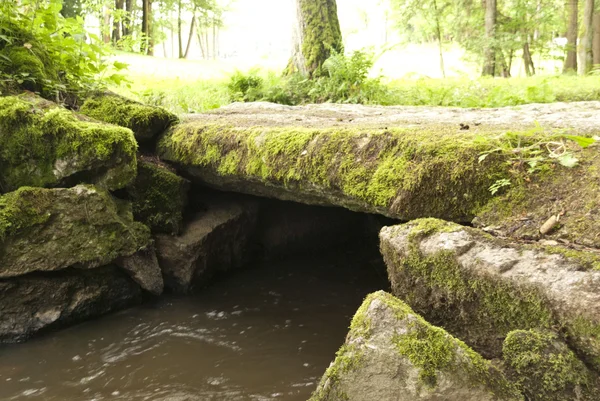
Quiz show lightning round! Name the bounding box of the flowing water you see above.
[0,247,388,401]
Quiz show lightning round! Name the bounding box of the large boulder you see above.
[0,266,142,343]
[126,159,190,235]
[155,194,258,293]
[157,102,599,240]
[502,330,599,401]
[380,219,600,371]
[0,185,151,278]
[311,291,521,401]
[79,92,178,145]
[0,94,137,192]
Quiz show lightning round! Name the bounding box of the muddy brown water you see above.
[0,248,388,401]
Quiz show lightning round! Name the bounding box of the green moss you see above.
[0,95,137,192]
[127,161,189,234]
[568,317,600,371]
[79,92,178,144]
[0,187,52,241]
[537,245,600,271]
[159,123,513,222]
[0,185,151,277]
[503,330,598,400]
[385,219,557,358]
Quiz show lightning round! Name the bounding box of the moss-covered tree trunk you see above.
[287,0,343,77]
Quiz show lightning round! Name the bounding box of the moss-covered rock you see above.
[380,219,600,372]
[79,92,178,145]
[126,160,189,235]
[158,116,510,223]
[502,330,599,401]
[0,93,137,192]
[310,291,522,401]
[0,266,142,343]
[0,185,151,278]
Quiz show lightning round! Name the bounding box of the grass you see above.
[110,52,600,115]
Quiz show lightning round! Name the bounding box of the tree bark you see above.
[123,0,133,37]
[112,0,124,44]
[102,5,111,44]
[432,0,446,78]
[482,0,497,76]
[287,0,343,77]
[184,15,196,59]
[178,0,184,59]
[564,0,578,73]
[141,0,153,55]
[523,41,535,76]
[593,13,600,66]
[578,0,594,74]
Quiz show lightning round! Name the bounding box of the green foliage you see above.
[0,0,127,102]
[226,50,390,105]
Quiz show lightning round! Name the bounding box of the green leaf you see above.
[565,135,596,148]
[113,61,129,70]
[557,153,579,168]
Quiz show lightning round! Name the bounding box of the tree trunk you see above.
[523,41,535,76]
[578,0,594,74]
[184,15,196,59]
[197,29,206,59]
[482,0,497,76]
[102,6,111,44]
[564,0,578,73]
[178,0,184,59]
[112,0,124,44]
[432,0,446,78]
[212,20,217,60]
[593,12,600,66]
[141,0,153,55]
[123,0,133,37]
[287,0,343,77]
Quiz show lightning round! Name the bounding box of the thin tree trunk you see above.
[288,0,343,77]
[593,12,600,66]
[184,15,196,59]
[103,5,111,44]
[197,29,206,59]
[432,0,446,78]
[523,41,535,76]
[482,0,497,76]
[112,0,124,44]
[148,0,154,56]
[178,0,184,58]
[564,0,578,73]
[141,0,153,55]
[123,0,133,37]
[212,20,217,60]
[578,0,594,74]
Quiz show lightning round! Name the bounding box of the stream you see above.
[0,247,388,401]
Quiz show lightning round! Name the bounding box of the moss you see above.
[0,185,151,277]
[127,160,189,234]
[476,149,600,248]
[159,123,514,222]
[0,187,52,241]
[385,219,557,358]
[286,0,343,77]
[503,330,598,400]
[0,95,137,192]
[568,317,600,371]
[537,245,600,271]
[79,92,178,144]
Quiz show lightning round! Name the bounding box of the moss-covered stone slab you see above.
[127,159,190,235]
[0,266,141,343]
[502,330,599,401]
[310,291,521,401]
[380,219,600,372]
[80,92,178,145]
[0,94,137,192]
[158,102,598,225]
[0,185,151,278]
[115,244,164,296]
[155,193,258,293]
